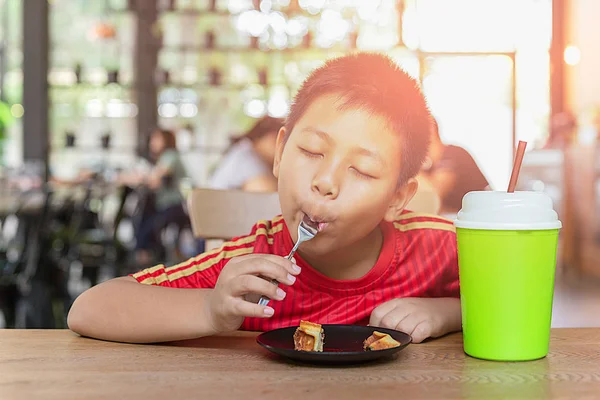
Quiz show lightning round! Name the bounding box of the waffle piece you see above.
[363,331,401,351]
[293,320,324,352]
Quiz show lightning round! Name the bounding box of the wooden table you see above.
[1,329,599,399]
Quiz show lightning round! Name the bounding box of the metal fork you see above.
[257,215,319,306]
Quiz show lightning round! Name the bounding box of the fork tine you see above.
[300,215,319,237]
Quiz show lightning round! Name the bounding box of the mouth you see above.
[302,212,331,233]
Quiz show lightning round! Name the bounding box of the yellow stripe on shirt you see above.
[136,219,285,285]
[132,265,165,282]
[164,222,284,273]
[393,221,456,233]
[160,246,256,285]
[132,264,164,279]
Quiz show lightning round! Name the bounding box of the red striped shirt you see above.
[132,211,459,331]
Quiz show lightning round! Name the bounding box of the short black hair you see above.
[285,52,432,184]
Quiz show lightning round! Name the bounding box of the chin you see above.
[301,235,344,255]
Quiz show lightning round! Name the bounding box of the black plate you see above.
[256,324,412,364]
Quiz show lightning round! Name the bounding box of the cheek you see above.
[341,184,394,217]
[280,149,312,183]
[276,153,302,202]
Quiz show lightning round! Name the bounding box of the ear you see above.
[383,177,419,222]
[272,126,287,179]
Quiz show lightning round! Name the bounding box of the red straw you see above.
[507,141,527,193]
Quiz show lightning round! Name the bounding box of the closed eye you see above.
[298,147,322,159]
[350,167,376,180]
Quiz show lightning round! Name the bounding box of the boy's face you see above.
[274,94,417,256]
[149,132,166,157]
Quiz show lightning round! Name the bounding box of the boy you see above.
[68,53,461,344]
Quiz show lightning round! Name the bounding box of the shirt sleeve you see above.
[130,232,259,289]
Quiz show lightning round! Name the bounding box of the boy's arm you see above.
[68,221,296,344]
[369,297,461,343]
[68,276,217,343]
[440,297,462,334]
[68,254,299,344]
[433,297,461,336]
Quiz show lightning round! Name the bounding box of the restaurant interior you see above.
[0,0,599,335]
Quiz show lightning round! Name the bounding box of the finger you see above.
[257,256,297,284]
[396,312,424,337]
[230,275,287,301]
[238,259,298,286]
[229,298,276,319]
[369,299,401,326]
[242,254,301,275]
[408,321,432,344]
[376,308,410,331]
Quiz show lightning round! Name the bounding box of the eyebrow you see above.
[354,147,385,167]
[301,127,333,144]
[301,126,385,166]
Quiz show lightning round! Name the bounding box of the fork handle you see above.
[257,243,300,306]
[258,293,273,307]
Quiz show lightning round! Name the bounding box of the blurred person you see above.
[422,118,489,215]
[118,128,188,265]
[209,116,283,192]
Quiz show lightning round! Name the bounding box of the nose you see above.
[311,161,341,200]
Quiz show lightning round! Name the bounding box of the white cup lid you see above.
[454,191,562,230]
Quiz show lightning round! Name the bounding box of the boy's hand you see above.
[369,297,461,344]
[206,254,300,334]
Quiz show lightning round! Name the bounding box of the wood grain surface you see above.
[1,329,599,399]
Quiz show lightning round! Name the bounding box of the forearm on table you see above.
[436,297,462,337]
[67,277,217,343]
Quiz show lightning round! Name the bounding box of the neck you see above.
[298,225,384,280]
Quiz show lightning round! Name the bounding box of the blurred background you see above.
[0,0,598,330]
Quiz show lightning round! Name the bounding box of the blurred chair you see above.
[188,188,281,248]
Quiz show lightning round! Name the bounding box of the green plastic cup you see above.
[454,191,561,361]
